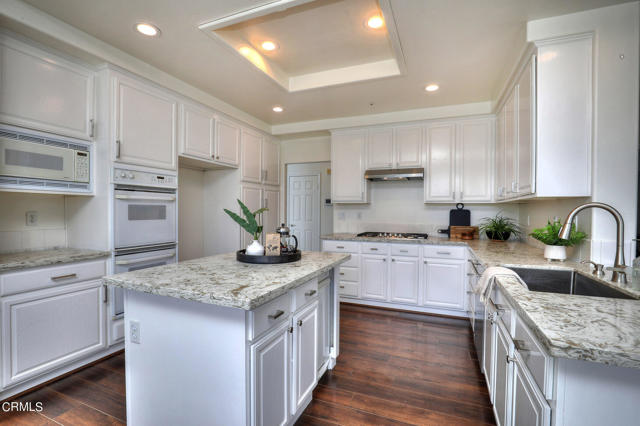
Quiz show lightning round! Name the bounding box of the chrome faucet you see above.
[559,202,627,284]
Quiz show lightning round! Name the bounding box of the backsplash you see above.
[0,193,67,253]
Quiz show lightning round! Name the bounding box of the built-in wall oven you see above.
[112,166,177,317]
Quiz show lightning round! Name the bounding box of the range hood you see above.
[364,168,424,181]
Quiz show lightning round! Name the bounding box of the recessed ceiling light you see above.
[272,106,283,113]
[135,23,160,37]
[366,15,385,29]
[425,84,439,92]
[261,41,278,51]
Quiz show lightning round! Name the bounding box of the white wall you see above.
[527,2,640,265]
[0,192,66,252]
[178,167,205,261]
[280,136,331,164]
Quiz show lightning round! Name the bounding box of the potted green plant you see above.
[479,214,521,241]
[530,220,587,261]
[224,199,268,256]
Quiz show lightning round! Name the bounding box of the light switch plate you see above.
[25,211,38,226]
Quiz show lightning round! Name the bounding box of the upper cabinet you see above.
[241,130,280,186]
[113,72,177,170]
[262,138,280,186]
[215,117,240,167]
[331,130,368,203]
[424,123,456,202]
[0,35,95,140]
[366,128,393,169]
[365,125,422,170]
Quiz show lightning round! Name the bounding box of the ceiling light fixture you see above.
[261,41,278,51]
[425,84,439,92]
[366,15,385,29]
[272,106,284,113]
[135,23,160,37]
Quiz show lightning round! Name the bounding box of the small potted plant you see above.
[224,199,268,256]
[479,213,521,241]
[530,220,587,261]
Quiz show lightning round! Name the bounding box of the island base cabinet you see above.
[511,354,550,426]
[292,301,318,414]
[1,280,106,389]
[493,323,512,426]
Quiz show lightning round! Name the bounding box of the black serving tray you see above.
[236,249,301,264]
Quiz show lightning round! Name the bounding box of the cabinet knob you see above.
[391,258,395,262]
[297,319,303,327]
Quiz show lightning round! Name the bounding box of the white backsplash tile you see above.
[0,231,22,253]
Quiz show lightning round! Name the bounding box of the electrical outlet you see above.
[130,320,140,344]
[25,211,38,226]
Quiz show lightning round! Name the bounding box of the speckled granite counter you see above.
[103,251,350,310]
[322,233,640,368]
[0,248,111,273]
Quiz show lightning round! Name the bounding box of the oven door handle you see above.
[115,194,176,201]
[115,252,176,265]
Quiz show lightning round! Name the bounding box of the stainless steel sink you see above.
[508,267,634,300]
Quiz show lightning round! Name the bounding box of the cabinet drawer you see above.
[338,267,359,282]
[423,246,466,260]
[391,244,419,257]
[514,316,553,399]
[338,281,358,298]
[0,260,107,297]
[341,253,359,268]
[361,242,389,255]
[293,278,319,312]
[250,292,292,341]
[322,241,359,253]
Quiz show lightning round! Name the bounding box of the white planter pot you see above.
[246,239,265,256]
[544,245,567,261]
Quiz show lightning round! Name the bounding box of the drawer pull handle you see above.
[370,248,378,251]
[268,310,285,320]
[339,272,345,276]
[514,339,530,352]
[305,290,317,297]
[340,285,345,289]
[336,246,345,249]
[51,273,78,281]
[400,250,408,253]
[466,290,474,294]
[391,258,395,262]
[494,303,508,313]
[436,251,451,255]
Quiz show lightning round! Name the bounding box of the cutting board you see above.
[450,226,479,240]
[449,203,470,227]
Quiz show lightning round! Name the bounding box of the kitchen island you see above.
[103,251,350,426]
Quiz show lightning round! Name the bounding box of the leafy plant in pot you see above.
[479,214,521,241]
[530,220,587,261]
[224,199,268,256]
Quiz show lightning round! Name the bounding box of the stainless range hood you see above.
[364,168,424,181]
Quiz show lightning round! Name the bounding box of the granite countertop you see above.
[322,233,640,368]
[0,248,112,273]
[103,251,351,310]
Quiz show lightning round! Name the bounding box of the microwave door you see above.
[0,138,75,181]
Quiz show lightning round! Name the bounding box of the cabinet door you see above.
[484,307,497,403]
[394,125,423,168]
[424,124,456,202]
[495,107,507,201]
[263,188,280,240]
[504,89,517,199]
[366,128,394,169]
[458,119,493,202]
[262,138,280,186]
[241,185,263,248]
[516,56,535,196]
[250,322,290,426]
[215,117,240,167]
[389,257,419,304]
[180,102,214,160]
[1,280,106,388]
[114,74,177,170]
[422,259,465,310]
[316,282,331,372]
[494,324,513,426]
[292,301,318,414]
[0,36,94,140]
[361,255,388,301]
[511,356,550,426]
[331,131,367,203]
[241,129,263,183]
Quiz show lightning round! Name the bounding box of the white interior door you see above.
[287,175,320,251]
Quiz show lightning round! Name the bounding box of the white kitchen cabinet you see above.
[215,117,240,167]
[394,125,423,168]
[113,72,177,170]
[250,322,290,426]
[331,130,368,203]
[516,56,535,196]
[316,279,331,373]
[422,258,466,310]
[262,138,280,186]
[366,128,394,169]
[241,184,263,248]
[389,256,419,305]
[458,119,493,202]
[180,102,214,161]
[361,255,388,301]
[1,280,106,388]
[495,107,507,201]
[0,35,95,140]
[242,129,263,183]
[511,354,550,426]
[292,300,318,414]
[263,188,280,237]
[424,123,456,202]
[503,90,517,199]
[494,323,513,426]
[484,304,497,403]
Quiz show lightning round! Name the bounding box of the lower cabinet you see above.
[361,255,388,300]
[316,280,331,373]
[389,256,419,304]
[422,258,466,310]
[292,301,318,414]
[493,322,513,426]
[511,354,551,426]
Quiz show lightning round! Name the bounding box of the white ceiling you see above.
[20,0,630,126]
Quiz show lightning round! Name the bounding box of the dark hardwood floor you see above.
[2,304,494,425]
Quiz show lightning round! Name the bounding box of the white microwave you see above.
[0,136,90,183]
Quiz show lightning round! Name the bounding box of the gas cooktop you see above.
[356,232,429,240]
